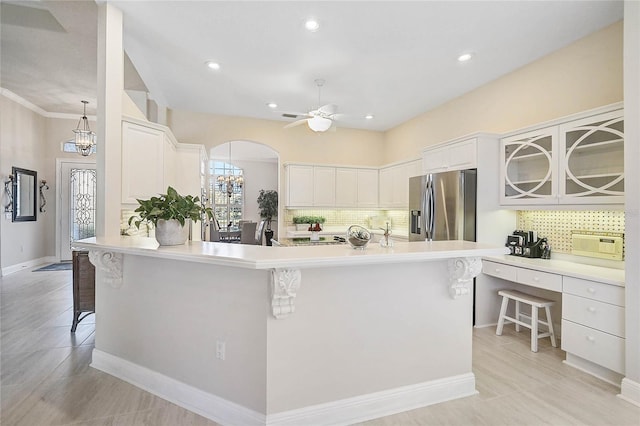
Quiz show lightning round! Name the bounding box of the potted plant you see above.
[293,215,312,231]
[257,189,278,246]
[128,186,212,246]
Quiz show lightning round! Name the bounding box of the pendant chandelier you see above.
[217,142,244,197]
[73,100,96,156]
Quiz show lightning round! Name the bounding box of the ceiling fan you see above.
[283,79,340,132]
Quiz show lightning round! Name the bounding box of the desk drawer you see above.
[482,261,517,282]
[563,276,624,306]
[563,294,625,337]
[517,268,562,292]
[561,320,625,374]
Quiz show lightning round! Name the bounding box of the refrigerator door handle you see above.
[425,175,435,240]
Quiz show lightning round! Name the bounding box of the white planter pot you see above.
[155,219,189,246]
[295,224,311,231]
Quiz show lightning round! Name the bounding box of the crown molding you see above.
[0,88,96,121]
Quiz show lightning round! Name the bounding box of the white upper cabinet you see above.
[558,110,624,204]
[122,119,206,206]
[501,126,559,205]
[285,164,314,207]
[379,160,421,208]
[500,106,624,206]
[356,168,379,207]
[121,121,165,204]
[313,166,336,206]
[335,168,358,207]
[422,139,477,174]
[285,164,379,208]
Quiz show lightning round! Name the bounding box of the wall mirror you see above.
[12,167,37,222]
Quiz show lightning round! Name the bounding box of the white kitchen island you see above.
[73,236,506,426]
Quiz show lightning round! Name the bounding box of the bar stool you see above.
[496,289,557,352]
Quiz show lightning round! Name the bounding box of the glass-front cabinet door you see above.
[558,110,624,204]
[500,126,558,205]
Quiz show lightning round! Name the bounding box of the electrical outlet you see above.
[216,340,226,360]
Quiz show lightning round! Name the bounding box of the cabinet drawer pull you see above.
[587,287,596,294]
[587,307,596,313]
[586,336,596,342]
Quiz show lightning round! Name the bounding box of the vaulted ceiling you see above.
[1,1,623,131]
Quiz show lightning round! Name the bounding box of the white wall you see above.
[383,21,623,162]
[231,159,278,224]
[1,94,51,273]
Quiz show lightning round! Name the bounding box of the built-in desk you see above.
[479,255,625,386]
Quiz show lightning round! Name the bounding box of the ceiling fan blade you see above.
[280,111,311,119]
[284,118,309,129]
[318,104,337,115]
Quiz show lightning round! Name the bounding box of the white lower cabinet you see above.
[561,320,625,374]
[561,276,625,375]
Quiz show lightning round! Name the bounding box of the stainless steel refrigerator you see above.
[409,169,477,242]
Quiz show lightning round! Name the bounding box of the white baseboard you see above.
[267,373,477,426]
[1,256,56,276]
[91,349,477,426]
[91,349,266,426]
[619,378,640,407]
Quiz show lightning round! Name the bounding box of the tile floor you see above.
[1,266,639,425]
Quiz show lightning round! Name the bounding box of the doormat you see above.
[33,262,72,272]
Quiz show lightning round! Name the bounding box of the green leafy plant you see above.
[293,215,325,224]
[257,189,278,231]
[128,186,213,229]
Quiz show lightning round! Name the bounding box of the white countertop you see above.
[484,255,625,286]
[74,236,507,270]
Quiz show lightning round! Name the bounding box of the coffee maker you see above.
[506,230,549,259]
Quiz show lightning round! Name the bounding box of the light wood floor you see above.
[2,266,639,425]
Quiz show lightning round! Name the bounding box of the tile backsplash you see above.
[516,210,625,254]
[284,209,408,230]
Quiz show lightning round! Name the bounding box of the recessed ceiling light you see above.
[205,61,220,70]
[267,102,278,109]
[365,114,374,120]
[305,19,320,32]
[457,53,473,62]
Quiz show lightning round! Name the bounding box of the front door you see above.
[58,161,96,261]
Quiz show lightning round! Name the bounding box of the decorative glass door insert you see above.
[70,168,97,242]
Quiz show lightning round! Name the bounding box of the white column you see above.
[622,0,640,407]
[96,3,124,238]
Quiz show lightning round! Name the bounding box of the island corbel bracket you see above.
[271,268,301,319]
[88,250,123,288]
[447,257,482,299]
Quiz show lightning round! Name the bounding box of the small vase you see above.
[155,219,189,246]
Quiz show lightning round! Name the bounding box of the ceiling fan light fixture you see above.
[308,116,332,132]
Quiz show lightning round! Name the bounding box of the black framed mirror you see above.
[12,167,37,222]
